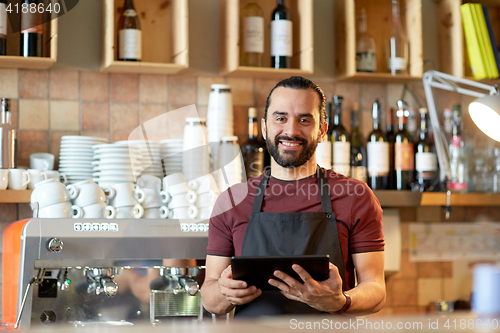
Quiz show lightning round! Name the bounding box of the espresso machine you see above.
[15,218,209,328]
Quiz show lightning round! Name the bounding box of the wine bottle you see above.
[316,102,332,169]
[331,95,350,177]
[415,107,438,191]
[118,0,141,61]
[271,0,292,69]
[356,8,377,73]
[367,99,389,189]
[350,103,367,182]
[448,105,468,192]
[0,0,7,56]
[386,0,409,75]
[20,0,43,57]
[386,106,396,189]
[241,1,264,67]
[242,107,265,179]
[394,100,414,190]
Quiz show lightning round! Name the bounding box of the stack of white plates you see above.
[59,136,107,184]
[92,144,142,185]
[160,139,183,176]
[115,140,163,178]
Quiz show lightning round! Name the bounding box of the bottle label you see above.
[244,151,264,179]
[271,19,292,57]
[332,141,350,176]
[351,166,367,183]
[21,11,43,34]
[415,152,437,172]
[316,141,332,169]
[0,3,7,36]
[388,57,405,71]
[367,142,389,176]
[395,142,414,171]
[119,29,142,60]
[356,51,376,72]
[243,16,264,53]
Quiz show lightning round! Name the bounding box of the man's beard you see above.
[266,132,319,168]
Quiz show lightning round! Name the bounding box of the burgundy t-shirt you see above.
[207,169,385,289]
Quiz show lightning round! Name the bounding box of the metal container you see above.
[0,98,17,168]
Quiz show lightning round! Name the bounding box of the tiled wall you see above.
[0,67,499,318]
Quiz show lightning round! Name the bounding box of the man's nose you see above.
[284,120,301,138]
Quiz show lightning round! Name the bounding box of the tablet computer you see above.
[231,255,330,291]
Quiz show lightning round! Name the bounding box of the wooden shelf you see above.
[0,190,32,203]
[334,0,423,82]
[220,0,313,76]
[374,190,422,207]
[101,0,188,74]
[374,190,500,207]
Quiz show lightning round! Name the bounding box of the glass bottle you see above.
[241,107,265,179]
[386,106,396,189]
[443,108,453,143]
[240,1,264,67]
[21,0,43,57]
[386,0,409,75]
[331,96,350,177]
[394,100,414,190]
[493,149,500,193]
[0,98,17,168]
[415,107,438,191]
[367,99,389,189]
[118,0,141,61]
[271,0,292,69]
[316,102,332,170]
[356,8,377,73]
[350,103,367,182]
[447,105,468,192]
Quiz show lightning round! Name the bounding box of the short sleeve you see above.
[206,190,236,257]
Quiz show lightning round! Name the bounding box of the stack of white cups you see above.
[106,183,146,219]
[161,173,198,219]
[66,180,116,219]
[182,118,210,181]
[136,175,168,219]
[189,174,220,220]
[217,136,244,192]
[31,178,79,218]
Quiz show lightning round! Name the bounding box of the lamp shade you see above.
[468,94,500,142]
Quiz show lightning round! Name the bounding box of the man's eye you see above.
[300,118,310,123]
[276,117,285,122]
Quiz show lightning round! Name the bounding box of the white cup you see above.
[81,202,117,219]
[107,182,146,208]
[195,191,218,208]
[0,169,8,190]
[190,174,220,194]
[8,168,31,190]
[30,153,55,170]
[116,205,144,219]
[38,202,79,218]
[136,175,162,190]
[167,191,197,209]
[162,173,192,196]
[31,179,70,208]
[67,181,108,207]
[27,169,48,190]
[168,205,198,219]
[44,170,67,184]
[199,206,213,219]
[144,206,169,219]
[142,188,163,208]
[472,264,500,315]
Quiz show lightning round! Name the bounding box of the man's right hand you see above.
[218,265,262,306]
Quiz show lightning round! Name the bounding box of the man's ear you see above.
[318,121,328,143]
[261,117,267,141]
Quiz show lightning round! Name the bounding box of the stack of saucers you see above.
[160,139,183,176]
[92,144,142,186]
[59,136,107,184]
[115,140,163,179]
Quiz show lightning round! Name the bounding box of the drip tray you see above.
[150,290,202,323]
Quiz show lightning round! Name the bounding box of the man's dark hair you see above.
[263,76,326,126]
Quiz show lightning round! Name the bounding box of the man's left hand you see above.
[268,262,346,313]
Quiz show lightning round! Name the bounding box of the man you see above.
[200,76,385,317]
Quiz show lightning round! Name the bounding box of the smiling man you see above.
[200,76,386,317]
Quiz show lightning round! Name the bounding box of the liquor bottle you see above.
[448,105,468,192]
[350,103,367,182]
[271,0,292,69]
[367,99,389,189]
[331,95,350,177]
[394,100,414,190]
[20,0,43,57]
[241,1,264,67]
[407,107,417,139]
[0,0,7,56]
[241,107,265,179]
[0,98,17,168]
[316,102,332,169]
[386,106,396,189]
[118,0,141,61]
[415,107,438,191]
[356,8,377,73]
[386,0,409,75]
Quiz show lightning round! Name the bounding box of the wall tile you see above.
[392,307,419,314]
[197,77,226,106]
[81,131,110,142]
[111,103,139,133]
[111,73,139,102]
[20,70,49,99]
[398,207,416,222]
[400,222,409,251]
[443,277,454,300]
[0,204,17,223]
[50,100,80,131]
[416,206,442,222]
[50,130,79,167]
[140,75,168,103]
[391,278,417,306]
[82,102,110,132]
[18,130,49,167]
[169,76,197,105]
[227,77,254,107]
[18,203,33,220]
[361,83,387,111]
[7,99,19,128]
[418,278,442,307]
[50,71,79,100]
[0,69,19,98]
[335,82,361,111]
[197,105,208,118]
[317,81,335,101]
[391,250,417,279]
[112,133,130,142]
[387,83,404,109]
[141,104,169,138]
[19,99,49,130]
[81,72,109,102]
[254,78,279,107]
[167,104,194,138]
[417,262,444,278]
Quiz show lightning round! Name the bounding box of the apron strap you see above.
[318,167,333,213]
[251,170,270,213]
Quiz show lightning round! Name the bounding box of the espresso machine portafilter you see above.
[16,218,209,328]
